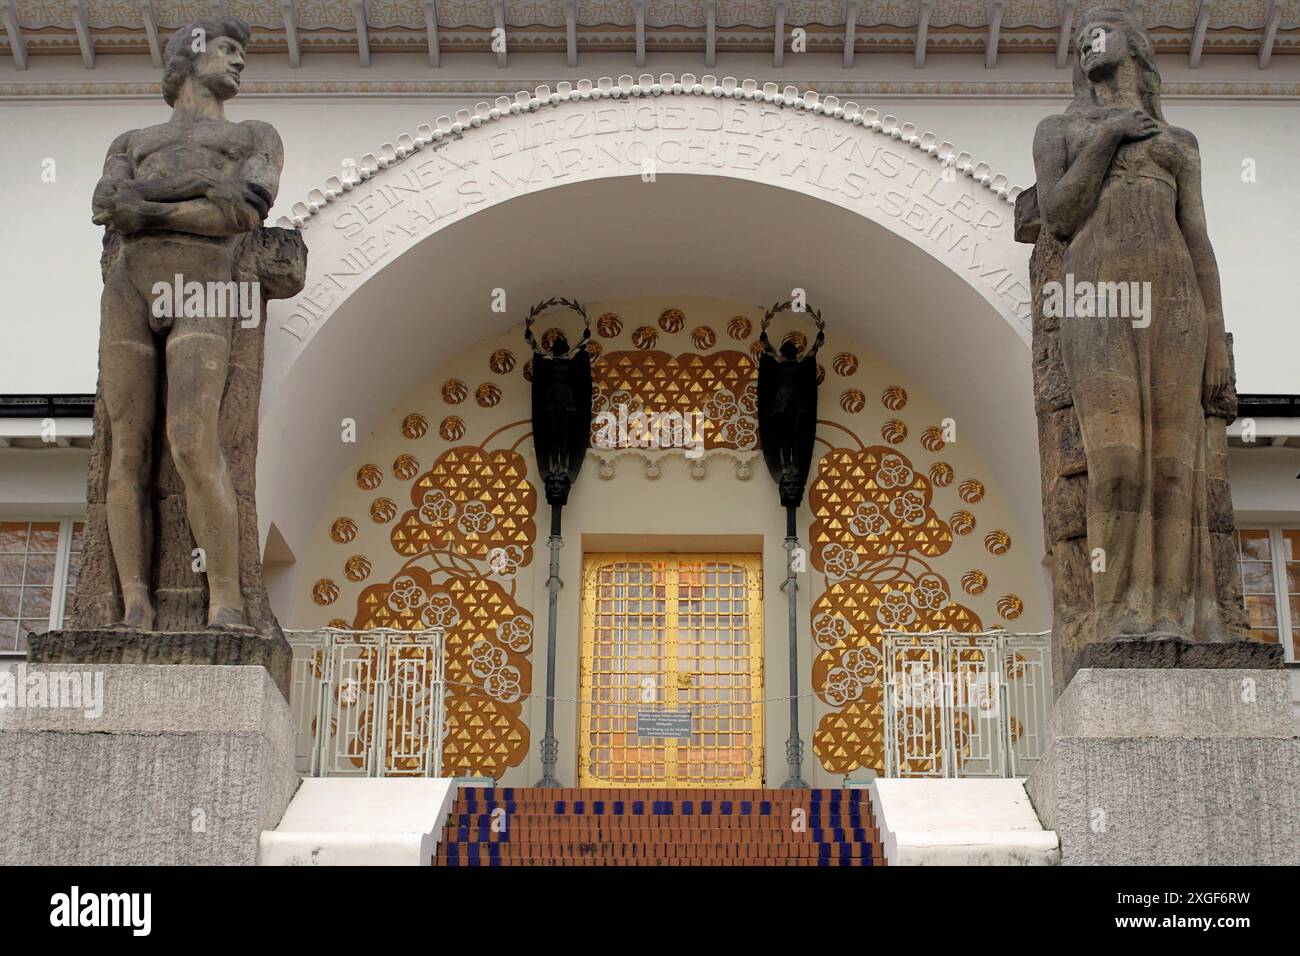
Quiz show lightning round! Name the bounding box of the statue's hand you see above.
[1106,108,1161,143]
[1203,338,1230,403]
[202,180,266,230]
[92,180,149,234]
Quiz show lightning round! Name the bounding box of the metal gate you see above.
[578,553,764,788]
[287,628,448,777]
[881,630,1051,779]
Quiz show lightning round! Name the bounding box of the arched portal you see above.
[258,83,1038,570]
[256,85,1046,786]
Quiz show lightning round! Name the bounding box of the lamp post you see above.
[525,297,592,787]
[756,298,824,789]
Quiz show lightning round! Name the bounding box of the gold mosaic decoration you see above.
[351,566,534,779]
[590,349,760,451]
[390,446,537,565]
[808,437,986,775]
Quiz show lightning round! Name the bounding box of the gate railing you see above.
[881,630,1051,779]
[286,628,447,778]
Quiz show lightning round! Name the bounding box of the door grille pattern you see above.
[579,554,763,788]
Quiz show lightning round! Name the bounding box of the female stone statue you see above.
[1032,8,1229,642]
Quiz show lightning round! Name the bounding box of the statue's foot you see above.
[121,600,155,631]
[1150,618,1188,640]
[1113,608,1150,637]
[208,606,250,630]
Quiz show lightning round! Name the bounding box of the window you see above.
[1235,527,1299,662]
[0,519,85,653]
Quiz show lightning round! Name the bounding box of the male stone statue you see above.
[29,17,305,694]
[90,18,280,630]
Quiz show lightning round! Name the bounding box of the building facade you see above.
[1,1,1297,796]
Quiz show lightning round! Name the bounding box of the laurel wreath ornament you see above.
[758,297,826,359]
[523,296,592,358]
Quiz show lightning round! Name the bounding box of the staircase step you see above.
[435,786,884,867]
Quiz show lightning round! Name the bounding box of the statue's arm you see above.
[1033,114,1120,241]
[92,126,277,237]
[240,120,285,209]
[1174,128,1230,398]
[91,131,143,224]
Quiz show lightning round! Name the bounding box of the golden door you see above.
[578,553,764,788]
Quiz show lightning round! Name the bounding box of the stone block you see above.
[1027,668,1300,865]
[0,664,297,865]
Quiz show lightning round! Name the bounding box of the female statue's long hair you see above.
[1068,7,1165,122]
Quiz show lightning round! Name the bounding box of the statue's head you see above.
[779,340,800,361]
[549,333,570,357]
[1071,8,1164,120]
[162,17,252,107]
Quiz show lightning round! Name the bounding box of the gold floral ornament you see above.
[439,416,465,441]
[356,464,383,490]
[370,497,397,523]
[390,446,537,565]
[961,569,988,594]
[691,326,716,350]
[881,419,908,444]
[330,516,358,544]
[881,385,908,410]
[631,326,658,350]
[816,364,825,385]
[959,479,986,503]
[658,308,685,332]
[345,555,372,582]
[727,315,752,340]
[522,358,534,382]
[832,352,859,376]
[442,379,468,404]
[475,383,502,408]
[920,426,946,452]
[596,312,623,337]
[779,330,806,356]
[997,594,1025,620]
[928,462,954,487]
[540,327,567,352]
[401,413,428,440]
[840,389,865,413]
[489,349,516,374]
[809,447,953,567]
[313,578,339,606]
[350,566,534,778]
[393,454,420,480]
[984,529,1012,555]
[950,510,976,535]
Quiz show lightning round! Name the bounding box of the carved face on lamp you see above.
[1076,19,1128,80]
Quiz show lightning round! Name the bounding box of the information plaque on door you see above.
[637,710,694,740]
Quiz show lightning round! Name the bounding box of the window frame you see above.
[1235,524,1298,664]
[0,516,83,653]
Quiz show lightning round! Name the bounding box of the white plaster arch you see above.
[256,75,1041,607]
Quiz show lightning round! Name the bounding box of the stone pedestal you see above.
[0,664,297,865]
[1026,668,1300,865]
